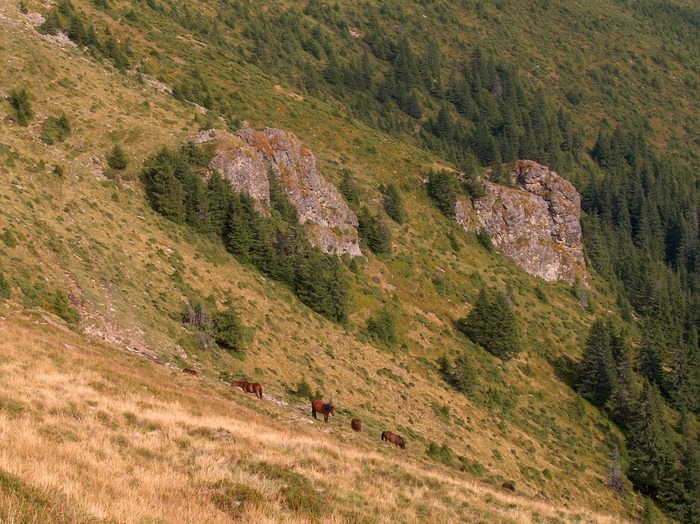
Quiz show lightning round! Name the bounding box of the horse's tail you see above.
[258,385,263,399]
[381,432,386,441]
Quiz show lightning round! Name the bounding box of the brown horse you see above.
[311,396,335,423]
[381,431,405,449]
[232,380,263,399]
[182,368,200,376]
[351,419,362,432]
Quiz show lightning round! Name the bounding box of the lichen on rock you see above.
[456,160,588,284]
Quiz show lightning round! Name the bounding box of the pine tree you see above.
[366,305,399,347]
[628,381,680,506]
[206,171,232,237]
[610,343,638,428]
[427,170,462,216]
[679,412,700,522]
[456,288,521,360]
[212,306,246,353]
[452,351,477,394]
[107,144,128,170]
[382,183,405,224]
[434,104,453,139]
[639,324,666,389]
[670,328,700,413]
[576,319,617,407]
[142,148,186,223]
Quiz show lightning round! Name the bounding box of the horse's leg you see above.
[312,408,317,419]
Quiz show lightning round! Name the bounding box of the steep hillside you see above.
[1,0,695,521]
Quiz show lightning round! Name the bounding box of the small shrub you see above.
[366,305,399,347]
[0,272,11,299]
[53,164,65,177]
[431,402,451,422]
[426,442,456,467]
[8,88,33,126]
[107,144,128,170]
[381,183,406,224]
[49,290,80,325]
[212,307,245,353]
[210,479,264,517]
[534,286,548,303]
[41,114,71,145]
[0,395,27,417]
[291,377,314,399]
[476,228,493,252]
[1,230,17,248]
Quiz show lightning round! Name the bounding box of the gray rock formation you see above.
[456,160,588,284]
[199,128,362,257]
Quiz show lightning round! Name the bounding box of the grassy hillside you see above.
[0,0,691,521]
[0,312,627,523]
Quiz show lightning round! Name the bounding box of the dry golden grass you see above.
[0,313,627,523]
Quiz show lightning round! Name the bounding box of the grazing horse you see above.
[311,396,335,423]
[182,368,200,376]
[351,418,362,432]
[501,482,515,492]
[232,380,263,399]
[381,431,406,449]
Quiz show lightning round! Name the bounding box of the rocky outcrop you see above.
[197,128,362,257]
[456,160,588,284]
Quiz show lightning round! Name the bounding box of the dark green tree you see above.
[627,380,680,507]
[452,351,477,394]
[107,144,128,170]
[142,148,186,223]
[358,207,392,255]
[456,288,521,360]
[212,306,246,353]
[338,169,360,209]
[679,413,700,522]
[366,305,399,347]
[427,170,462,216]
[206,170,233,237]
[576,319,617,407]
[382,183,405,224]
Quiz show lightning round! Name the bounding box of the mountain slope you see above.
[0,0,691,521]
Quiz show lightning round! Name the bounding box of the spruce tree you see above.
[610,343,638,428]
[212,306,246,353]
[382,183,405,224]
[456,287,521,360]
[452,351,477,394]
[627,381,679,506]
[107,144,128,170]
[679,412,700,522]
[206,171,232,237]
[427,170,462,216]
[576,319,617,407]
